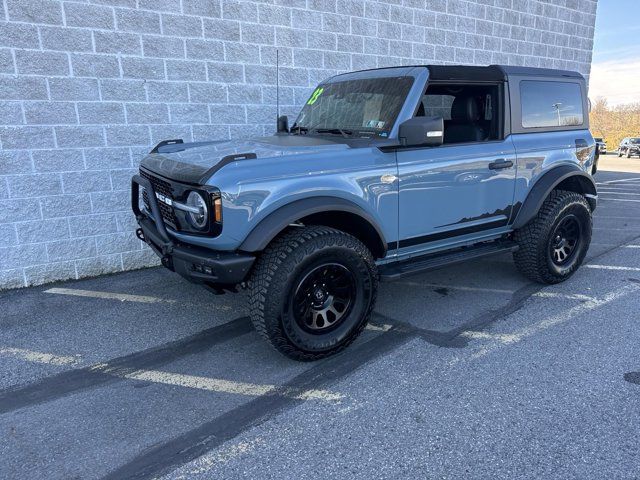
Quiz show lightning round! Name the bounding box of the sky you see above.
[589,0,640,105]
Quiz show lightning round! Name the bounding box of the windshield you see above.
[631,138,640,144]
[292,76,414,138]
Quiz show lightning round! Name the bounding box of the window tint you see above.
[520,81,584,128]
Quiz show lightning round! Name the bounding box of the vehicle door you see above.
[396,82,517,256]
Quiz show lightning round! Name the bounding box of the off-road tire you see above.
[513,190,592,284]
[248,226,378,361]
[618,151,623,157]
[627,151,632,158]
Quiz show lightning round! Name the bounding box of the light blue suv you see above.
[132,65,598,360]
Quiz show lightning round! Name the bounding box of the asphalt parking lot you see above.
[1,155,640,479]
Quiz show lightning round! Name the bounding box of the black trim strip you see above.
[200,152,257,183]
[398,218,508,248]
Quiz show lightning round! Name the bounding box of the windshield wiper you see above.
[314,128,353,138]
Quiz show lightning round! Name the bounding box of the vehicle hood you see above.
[140,135,350,184]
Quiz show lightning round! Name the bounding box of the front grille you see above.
[140,169,178,229]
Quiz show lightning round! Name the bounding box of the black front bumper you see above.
[131,174,255,287]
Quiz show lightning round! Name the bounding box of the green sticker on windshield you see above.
[307,87,324,105]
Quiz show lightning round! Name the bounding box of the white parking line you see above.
[535,292,596,301]
[591,243,640,248]
[47,287,390,333]
[593,214,640,220]
[0,347,80,366]
[173,438,265,478]
[599,197,640,203]
[598,177,640,184]
[469,283,640,358]
[2,350,344,402]
[584,264,640,272]
[96,367,344,402]
[44,287,232,310]
[593,227,640,231]
[596,191,640,196]
[597,185,640,190]
[365,323,393,332]
[45,287,175,304]
[460,331,520,343]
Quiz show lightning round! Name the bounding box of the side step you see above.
[379,240,519,281]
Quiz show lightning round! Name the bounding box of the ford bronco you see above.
[132,65,597,360]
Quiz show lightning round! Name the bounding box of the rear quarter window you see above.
[520,81,584,129]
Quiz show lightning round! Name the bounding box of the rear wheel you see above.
[513,190,592,284]
[248,226,378,361]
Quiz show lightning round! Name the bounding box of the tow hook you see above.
[135,228,145,242]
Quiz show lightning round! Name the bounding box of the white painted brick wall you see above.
[0,0,598,289]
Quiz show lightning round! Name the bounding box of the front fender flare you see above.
[512,165,597,229]
[239,196,387,255]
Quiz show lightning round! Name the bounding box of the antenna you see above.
[276,49,280,127]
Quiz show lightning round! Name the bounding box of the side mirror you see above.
[277,115,289,133]
[398,116,444,147]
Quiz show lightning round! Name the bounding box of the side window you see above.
[520,81,584,128]
[422,94,455,120]
[417,84,501,144]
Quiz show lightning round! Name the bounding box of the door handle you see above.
[488,159,513,170]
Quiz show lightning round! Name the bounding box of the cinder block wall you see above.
[0,0,597,289]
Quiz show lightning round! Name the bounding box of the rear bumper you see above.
[132,174,255,287]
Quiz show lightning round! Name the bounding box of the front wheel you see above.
[627,151,632,158]
[248,226,378,361]
[513,190,592,284]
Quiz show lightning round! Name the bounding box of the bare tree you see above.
[589,98,640,148]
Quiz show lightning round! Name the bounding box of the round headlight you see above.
[187,191,208,229]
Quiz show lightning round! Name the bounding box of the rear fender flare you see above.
[512,165,597,229]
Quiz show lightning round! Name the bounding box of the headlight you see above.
[186,191,208,229]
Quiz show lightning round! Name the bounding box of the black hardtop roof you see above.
[337,65,584,82]
[428,64,583,81]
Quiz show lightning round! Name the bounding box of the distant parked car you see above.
[618,137,640,158]
[594,137,607,154]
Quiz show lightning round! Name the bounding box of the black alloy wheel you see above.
[292,263,356,333]
[549,215,581,266]
[249,226,378,361]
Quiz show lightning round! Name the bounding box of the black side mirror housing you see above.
[277,115,289,133]
[398,116,444,147]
